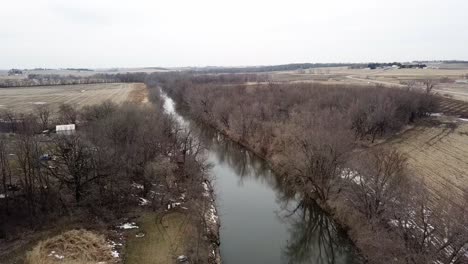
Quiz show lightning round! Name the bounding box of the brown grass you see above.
[25,229,116,264]
[388,119,468,205]
[124,211,208,264]
[128,83,149,104]
[0,83,141,113]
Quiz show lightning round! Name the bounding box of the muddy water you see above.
[162,92,360,264]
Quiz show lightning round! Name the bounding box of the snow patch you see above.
[430,112,443,117]
[131,182,144,189]
[117,222,139,229]
[202,182,210,197]
[139,197,149,206]
[111,250,119,258]
[48,251,64,260]
[107,240,122,258]
[167,202,181,210]
[0,194,5,199]
[459,118,468,122]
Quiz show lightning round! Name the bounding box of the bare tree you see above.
[1,110,17,133]
[58,103,78,124]
[15,134,42,218]
[347,148,408,220]
[0,137,12,216]
[422,79,437,94]
[36,104,51,131]
[49,135,95,203]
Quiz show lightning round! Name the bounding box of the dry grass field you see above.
[0,83,147,113]
[387,118,468,205]
[270,64,468,102]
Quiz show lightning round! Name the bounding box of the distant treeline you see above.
[188,63,367,73]
[367,62,427,69]
[0,73,147,87]
[64,68,94,72]
[414,60,468,64]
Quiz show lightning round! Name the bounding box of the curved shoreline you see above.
[181,114,364,262]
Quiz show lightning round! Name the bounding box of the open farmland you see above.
[388,118,468,205]
[270,64,468,102]
[0,83,147,113]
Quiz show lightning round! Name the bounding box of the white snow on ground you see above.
[117,222,139,229]
[111,250,119,258]
[202,182,210,197]
[340,168,362,184]
[167,202,181,210]
[430,113,443,117]
[208,204,218,223]
[108,240,122,258]
[48,251,64,260]
[0,194,5,199]
[139,197,149,206]
[131,182,144,189]
[202,180,219,226]
[459,118,468,122]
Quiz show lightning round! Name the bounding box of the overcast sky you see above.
[1,0,467,69]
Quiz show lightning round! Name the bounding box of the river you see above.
[161,91,360,264]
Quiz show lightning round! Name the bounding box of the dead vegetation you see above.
[1,83,214,263]
[0,83,145,113]
[388,118,468,205]
[151,72,468,264]
[25,229,116,264]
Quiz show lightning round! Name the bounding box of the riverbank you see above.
[160,93,364,261]
[123,179,221,264]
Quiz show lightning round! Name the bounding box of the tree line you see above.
[0,91,208,246]
[149,72,467,264]
[0,72,147,88]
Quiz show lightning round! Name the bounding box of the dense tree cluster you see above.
[0,72,147,88]
[150,73,467,264]
[0,96,207,241]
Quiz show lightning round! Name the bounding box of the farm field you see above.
[387,118,468,205]
[270,64,468,102]
[0,83,147,113]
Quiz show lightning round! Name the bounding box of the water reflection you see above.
[161,91,358,263]
[279,199,357,264]
[197,125,276,186]
[194,123,359,263]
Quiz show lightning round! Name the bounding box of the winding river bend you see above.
[162,92,360,264]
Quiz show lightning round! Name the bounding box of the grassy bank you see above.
[125,211,207,264]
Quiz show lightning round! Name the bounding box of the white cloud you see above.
[1,0,467,68]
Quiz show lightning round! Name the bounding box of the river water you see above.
[162,92,359,264]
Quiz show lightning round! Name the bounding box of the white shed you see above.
[56,124,75,134]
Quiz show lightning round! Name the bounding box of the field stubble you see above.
[0,83,146,113]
